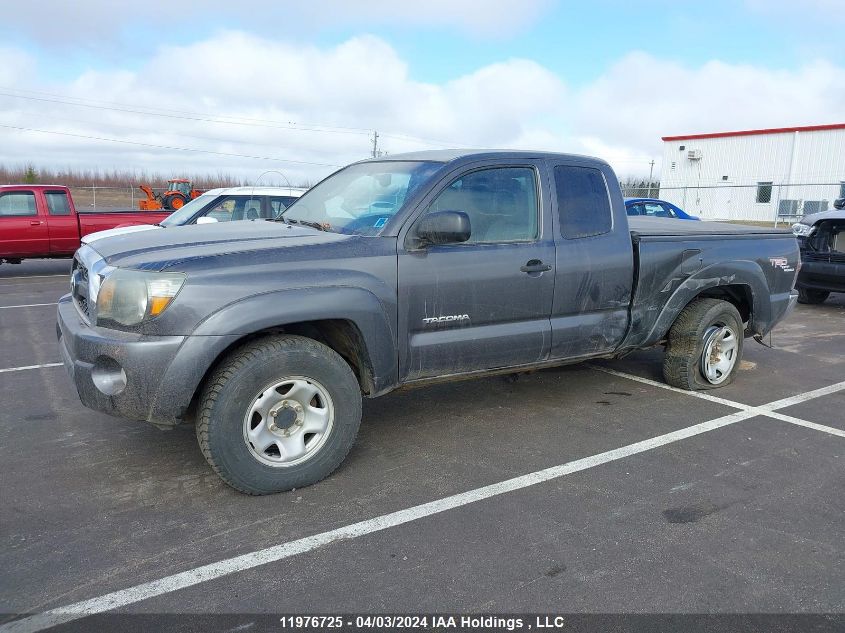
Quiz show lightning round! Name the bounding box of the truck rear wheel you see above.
[196,335,362,495]
[663,298,744,391]
[797,288,829,304]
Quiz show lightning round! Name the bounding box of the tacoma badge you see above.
[422,314,470,325]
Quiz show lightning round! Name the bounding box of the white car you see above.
[83,186,307,244]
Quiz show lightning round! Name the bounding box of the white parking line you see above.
[0,363,62,374]
[2,368,842,631]
[763,411,845,439]
[0,274,67,280]
[590,365,845,438]
[0,408,758,633]
[0,302,58,310]
[589,365,746,409]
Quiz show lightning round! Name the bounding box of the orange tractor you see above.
[139,179,204,211]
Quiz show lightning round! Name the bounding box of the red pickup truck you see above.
[0,185,169,264]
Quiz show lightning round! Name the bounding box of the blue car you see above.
[625,197,699,220]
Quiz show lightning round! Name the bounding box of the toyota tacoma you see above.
[57,150,800,494]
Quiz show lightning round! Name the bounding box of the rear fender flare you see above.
[646,260,769,345]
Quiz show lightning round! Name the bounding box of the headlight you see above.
[792,223,814,237]
[97,269,186,326]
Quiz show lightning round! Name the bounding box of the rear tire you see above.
[797,287,829,304]
[663,298,744,391]
[197,335,362,495]
[165,193,188,210]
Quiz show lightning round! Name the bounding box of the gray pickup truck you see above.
[58,150,799,495]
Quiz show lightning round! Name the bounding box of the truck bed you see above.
[623,216,798,352]
[629,217,792,239]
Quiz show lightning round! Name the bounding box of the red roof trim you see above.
[662,123,845,142]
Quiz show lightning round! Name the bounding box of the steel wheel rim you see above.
[700,324,738,385]
[242,376,335,467]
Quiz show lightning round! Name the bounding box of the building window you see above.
[840,182,845,198]
[756,182,773,204]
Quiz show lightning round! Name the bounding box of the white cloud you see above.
[2,0,552,46]
[0,36,843,184]
[0,46,36,85]
[571,52,845,174]
[0,33,569,183]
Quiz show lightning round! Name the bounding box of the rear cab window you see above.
[45,191,72,216]
[553,165,612,239]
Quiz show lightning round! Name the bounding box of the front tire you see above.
[197,335,362,495]
[663,298,744,391]
[797,287,829,304]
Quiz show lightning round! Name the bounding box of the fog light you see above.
[91,356,127,396]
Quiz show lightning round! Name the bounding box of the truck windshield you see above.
[159,194,218,227]
[281,161,442,235]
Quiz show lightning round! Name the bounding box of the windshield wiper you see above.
[284,218,331,232]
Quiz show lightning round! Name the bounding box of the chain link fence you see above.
[68,186,140,211]
[66,181,845,223]
[621,181,845,225]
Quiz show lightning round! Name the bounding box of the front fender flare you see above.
[191,286,397,388]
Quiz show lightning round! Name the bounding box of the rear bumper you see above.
[57,296,238,427]
[797,260,845,294]
[783,291,799,319]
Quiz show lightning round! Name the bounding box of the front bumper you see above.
[797,260,845,294]
[57,295,187,425]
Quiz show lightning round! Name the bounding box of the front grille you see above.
[71,258,91,318]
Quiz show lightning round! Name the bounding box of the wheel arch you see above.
[638,261,771,347]
[155,287,397,425]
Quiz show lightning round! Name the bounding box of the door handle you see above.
[30,220,43,226]
[520,259,552,273]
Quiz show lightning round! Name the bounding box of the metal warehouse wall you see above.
[659,127,845,222]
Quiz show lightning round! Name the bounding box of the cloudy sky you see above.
[0,0,843,184]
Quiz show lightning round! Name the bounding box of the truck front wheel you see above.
[197,335,362,495]
[663,298,744,391]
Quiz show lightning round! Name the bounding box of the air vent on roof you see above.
[688,149,702,160]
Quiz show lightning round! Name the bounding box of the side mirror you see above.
[834,198,845,210]
[415,211,471,246]
[196,216,218,224]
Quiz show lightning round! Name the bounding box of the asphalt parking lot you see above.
[1,259,843,631]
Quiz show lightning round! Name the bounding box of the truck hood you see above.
[797,208,845,226]
[81,224,161,244]
[89,219,350,270]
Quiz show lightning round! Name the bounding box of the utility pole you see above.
[371,130,379,158]
[648,159,655,197]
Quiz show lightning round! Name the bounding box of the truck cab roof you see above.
[363,149,610,167]
[0,184,70,191]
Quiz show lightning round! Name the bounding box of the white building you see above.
[659,123,845,222]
